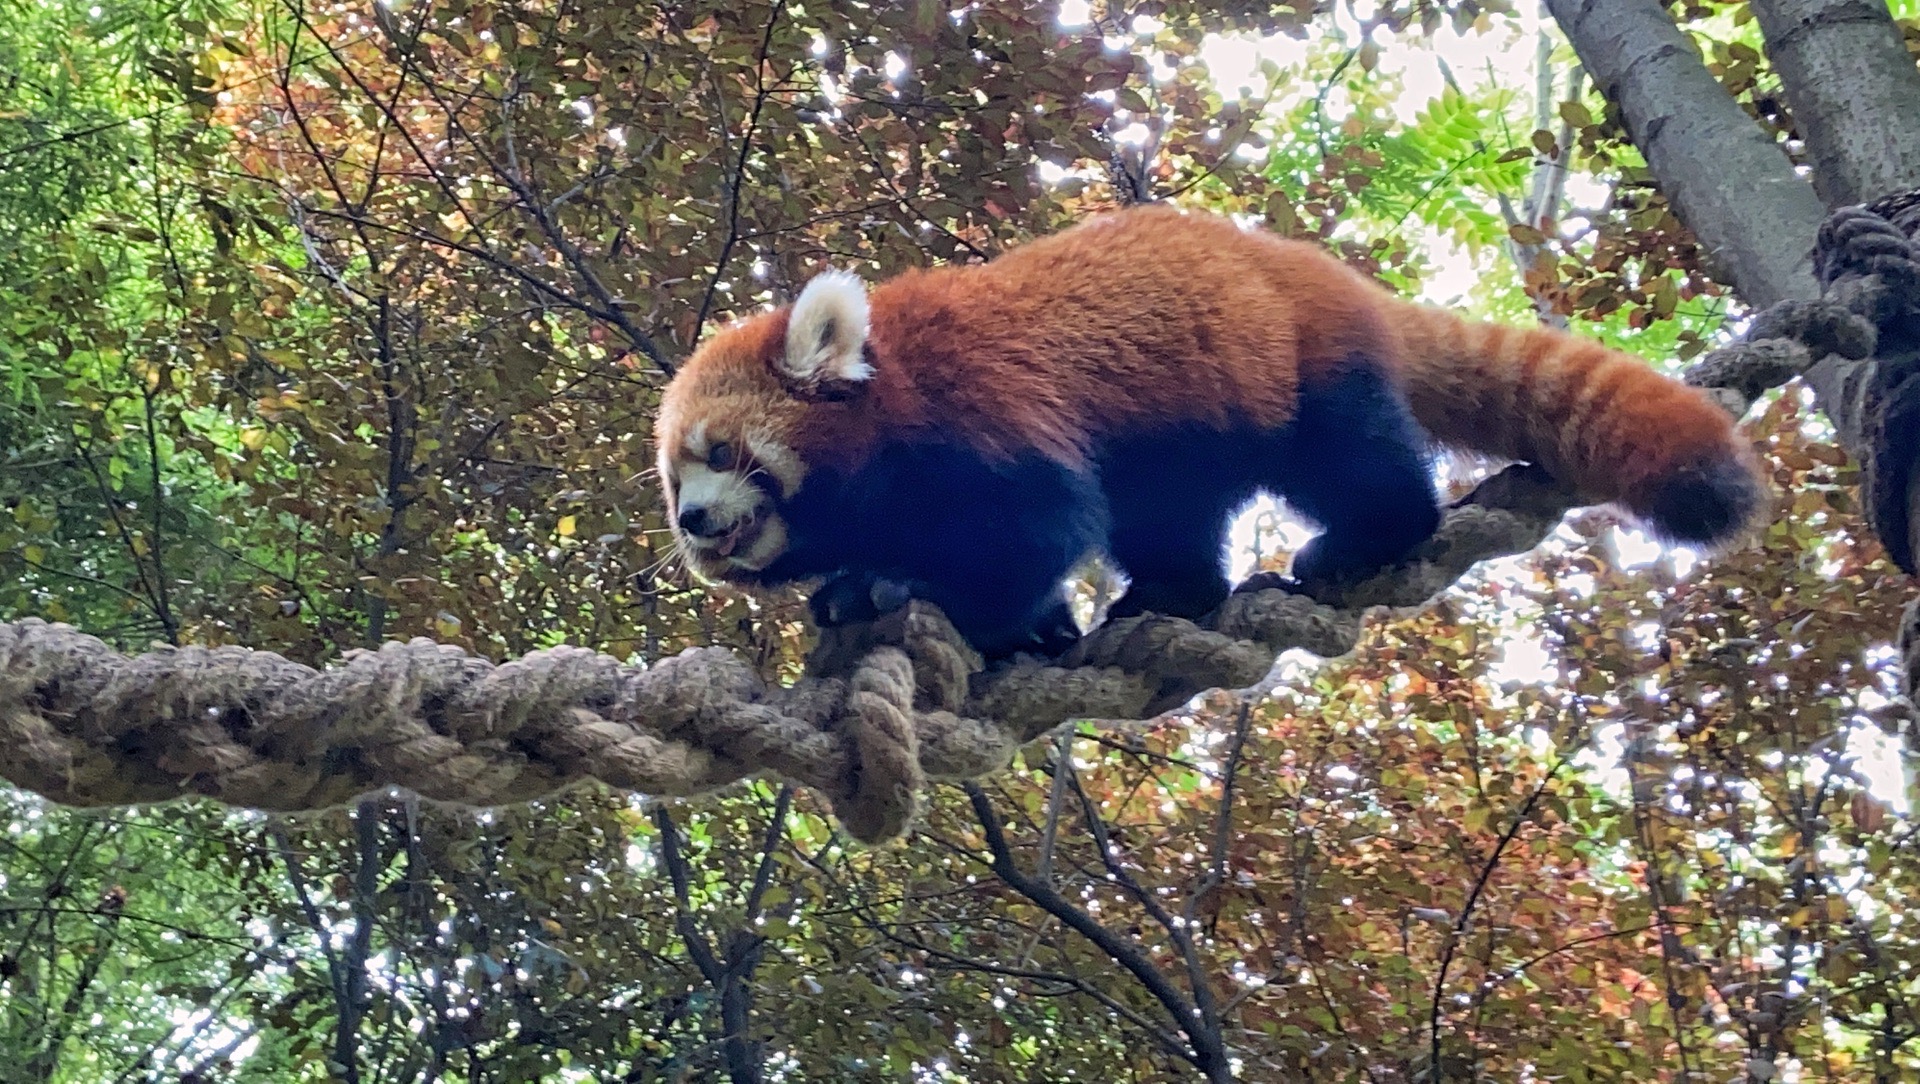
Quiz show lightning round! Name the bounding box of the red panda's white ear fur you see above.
[781,270,873,386]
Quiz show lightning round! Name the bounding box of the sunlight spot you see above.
[1609,525,1664,569]
[1629,621,1662,651]
[1670,546,1700,578]
[1225,495,1315,581]
[1575,722,1631,800]
[1196,33,1311,98]
[1847,723,1912,813]
[1057,0,1091,29]
[1489,628,1556,687]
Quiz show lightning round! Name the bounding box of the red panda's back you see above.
[860,206,1401,465]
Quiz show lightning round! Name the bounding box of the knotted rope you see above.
[4,197,1916,843]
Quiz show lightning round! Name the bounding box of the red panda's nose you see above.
[677,505,722,538]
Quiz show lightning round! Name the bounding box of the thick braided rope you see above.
[5,197,1911,843]
[0,477,1564,843]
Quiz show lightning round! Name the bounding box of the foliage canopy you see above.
[2,0,1918,1080]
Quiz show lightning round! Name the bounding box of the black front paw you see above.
[810,570,922,628]
[952,595,1083,660]
[1288,537,1393,594]
[1231,570,1302,597]
[1024,599,1084,656]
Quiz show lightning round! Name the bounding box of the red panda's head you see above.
[656,270,874,584]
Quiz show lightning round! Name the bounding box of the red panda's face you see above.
[657,270,874,584]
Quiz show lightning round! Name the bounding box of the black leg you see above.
[1099,427,1261,621]
[809,567,1083,657]
[1275,361,1442,586]
[809,569,919,627]
[1104,507,1244,621]
[786,444,1108,659]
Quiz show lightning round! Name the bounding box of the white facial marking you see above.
[683,420,711,459]
[781,270,873,384]
[675,462,759,531]
[730,515,788,571]
[744,431,804,497]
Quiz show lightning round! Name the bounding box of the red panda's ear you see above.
[777,270,872,398]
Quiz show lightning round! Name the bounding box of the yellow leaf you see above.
[1462,804,1492,835]
[557,515,577,537]
[239,427,267,452]
[1508,223,1549,246]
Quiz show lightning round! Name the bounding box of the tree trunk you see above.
[1550,0,1919,513]
[1748,0,1920,209]
[1543,0,1830,310]
[1551,0,1920,680]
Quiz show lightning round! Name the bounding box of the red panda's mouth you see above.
[683,513,782,576]
[712,520,753,558]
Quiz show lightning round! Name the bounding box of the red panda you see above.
[656,204,1764,657]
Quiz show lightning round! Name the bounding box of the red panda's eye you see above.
[707,441,736,471]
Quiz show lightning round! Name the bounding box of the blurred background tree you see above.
[2,0,1918,1079]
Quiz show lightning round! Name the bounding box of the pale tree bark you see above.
[1542,0,1829,310]
[1548,1,1919,513]
[1749,0,1920,209]
[1548,0,1920,713]
[1747,0,1920,582]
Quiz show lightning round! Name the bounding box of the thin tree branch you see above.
[964,782,1230,1082]
[690,3,785,346]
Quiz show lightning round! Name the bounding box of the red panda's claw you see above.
[1027,614,1084,657]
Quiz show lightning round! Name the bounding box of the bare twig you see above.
[964,782,1232,1082]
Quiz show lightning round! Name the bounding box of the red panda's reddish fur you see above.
[659,204,1764,654]
[676,204,1757,529]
